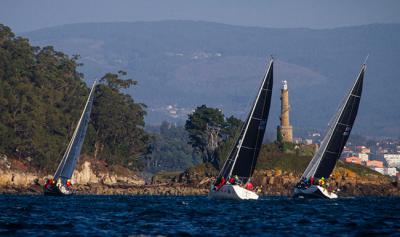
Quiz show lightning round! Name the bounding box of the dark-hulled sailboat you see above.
[294,64,366,199]
[44,80,97,196]
[209,59,273,200]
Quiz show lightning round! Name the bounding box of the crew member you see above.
[245,181,254,190]
[234,175,240,184]
[44,179,51,189]
[216,176,226,191]
[66,179,72,188]
[319,177,325,187]
[229,176,236,185]
[56,178,62,188]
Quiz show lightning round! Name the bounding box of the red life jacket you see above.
[216,177,226,190]
[245,182,254,190]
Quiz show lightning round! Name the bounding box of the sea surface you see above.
[0,195,399,236]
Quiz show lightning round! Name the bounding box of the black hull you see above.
[293,191,329,199]
[293,186,337,199]
[43,186,73,196]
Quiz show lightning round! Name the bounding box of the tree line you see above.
[0,23,244,174]
[0,24,149,172]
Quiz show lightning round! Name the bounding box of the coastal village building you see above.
[304,139,313,145]
[355,146,371,154]
[344,156,362,165]
[384,154,400,168]
[358,153,369,162]
[373,167,397,177]
[366,160,384,168]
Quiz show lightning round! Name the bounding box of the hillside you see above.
[22,21,400,137]
[151,143,398,196]
[0,24,149,172]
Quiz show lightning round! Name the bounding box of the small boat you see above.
[44,80,97,196]
[293,64,366,199]
[209,59,274,200]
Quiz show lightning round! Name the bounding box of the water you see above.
[1,195,399,236]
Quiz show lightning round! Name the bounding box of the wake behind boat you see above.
[44,80,97,196]
[293,63,366,199]
[208,59,274,200]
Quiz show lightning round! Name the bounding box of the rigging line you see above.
[218,114,247,178]
[312,66,363,178]
[228,59,273,178]
[218,63,261,178]
[247,62,272,179]
[54,80,97,179]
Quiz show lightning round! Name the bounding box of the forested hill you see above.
[23,21,400,138]
[0,24,149,172]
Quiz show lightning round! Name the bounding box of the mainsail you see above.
[53,80,97,182]
[301,64,365,180]
[219,59,273,181]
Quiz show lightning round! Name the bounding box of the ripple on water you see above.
[0,195,399,236]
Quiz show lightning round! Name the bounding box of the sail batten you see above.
[218,59,273,181]
[53,80,97,182]
[301,65,365,180]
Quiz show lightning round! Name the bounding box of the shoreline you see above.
[1,182,399,197]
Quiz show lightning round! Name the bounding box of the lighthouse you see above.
[278,80,293,142]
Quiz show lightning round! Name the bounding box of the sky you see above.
[1,0,400,33]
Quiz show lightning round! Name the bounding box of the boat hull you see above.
[43,185,73,196]
[208,184,259,200]
[293,185,338,199]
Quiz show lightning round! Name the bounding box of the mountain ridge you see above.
[21,20,400,138]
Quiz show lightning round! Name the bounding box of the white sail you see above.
[53,80,97,182]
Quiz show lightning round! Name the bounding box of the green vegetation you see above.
[0,24,149,171]
[336,161,384,177]
[185,105,242,169]
[85,71,149,168]
[144,121,201,173]
[257,143,385,178]
[256,143,313,174]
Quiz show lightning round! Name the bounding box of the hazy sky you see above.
[1,0,400,32]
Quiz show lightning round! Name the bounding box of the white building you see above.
[304,139,313,145]
[386,168,397,177]
[384,154,400,168]
[373,167,398,177]
[358,153,369,162]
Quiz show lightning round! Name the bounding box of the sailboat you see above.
[208,59,273,200]
[44,80,97,196]
[293,63,366,199]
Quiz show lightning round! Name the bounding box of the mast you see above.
[54,80,97,182]
[301,64,365,179]
[218,59,273,181]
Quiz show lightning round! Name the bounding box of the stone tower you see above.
[278,80,293,142]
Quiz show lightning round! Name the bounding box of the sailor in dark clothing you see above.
[215,177,226,191]
[44,179,51,189]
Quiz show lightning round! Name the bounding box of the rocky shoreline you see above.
[1,182,399,197]
[1,158,399,196]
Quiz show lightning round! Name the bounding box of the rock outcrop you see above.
[0,155,398,196]
[72,161,145,186]
[0,157,145,194]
